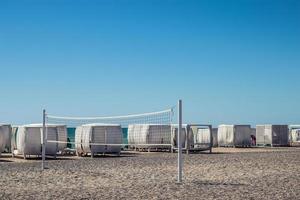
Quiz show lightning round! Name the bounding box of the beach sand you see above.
[0,147,299,200]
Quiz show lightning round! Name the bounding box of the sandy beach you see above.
[0,147,299,200]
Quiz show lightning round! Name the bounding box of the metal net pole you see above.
[177,100,183,183]
[42,109,46,170]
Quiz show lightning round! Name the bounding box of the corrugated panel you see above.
[264,125,272,145]
[45,127,58,155]
[218,125,234,146]
[127,124,171,148]
[256,126,263,145]
[90,126,105,153]
[196,128,211,144]
[76,125,122,155]
[218,125,251,146]
[148,125,171,145]
[0,125,12,153]
[127,125,134,145]
[16,127,26,154]
[280,125,289,145]
[92,126,105,143]
[212,128,218,147]
[24,127,42,155]
[75,126,83,154]
[272,125,281,145]
[0,127,5,155]
[57,126,67,151]
[106,126,122,144]
[131,124,148,145]
[105,126,122,153]
[81,126,92,153]
[272,125,288,145]
[234,125,251,146]
[256,125,288,146]
[11,127,18,151]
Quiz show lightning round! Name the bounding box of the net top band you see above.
[47,108,174,120]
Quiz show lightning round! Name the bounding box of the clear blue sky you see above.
[0,0,299,126]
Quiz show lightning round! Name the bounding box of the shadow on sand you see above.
[83,152,139,159]
[0,154,14,158]
[2,151,139,162]
[0,159,13,163]
[185,152,229,155]
[192,180,246,186]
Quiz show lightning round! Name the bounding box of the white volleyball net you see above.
[45,107,176,156]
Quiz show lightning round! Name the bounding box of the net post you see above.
[42,109,46,170]
[177,100,183,183]
[209,125,213,153]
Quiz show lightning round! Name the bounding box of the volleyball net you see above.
[44,107,176,156]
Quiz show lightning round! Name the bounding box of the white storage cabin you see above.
[75,124,122,157]
[13,124,67,159]
[256,125,289,146]
[128,124,171,150]
[218,125,252,147]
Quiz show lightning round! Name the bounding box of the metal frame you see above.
[172,124,213,154]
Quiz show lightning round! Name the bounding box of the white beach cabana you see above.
[171,124,213,153]
[75,123,122,157]
[13,124,67,159]
[218,125,252,147]
[128,124,171,150]
[256,125,289,147]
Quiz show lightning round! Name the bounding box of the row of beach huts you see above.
[0,123,300,159]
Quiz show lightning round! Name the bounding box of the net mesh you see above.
[45,108,175,155]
